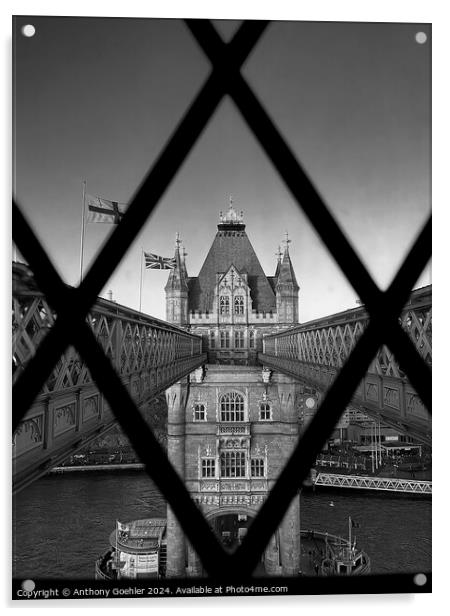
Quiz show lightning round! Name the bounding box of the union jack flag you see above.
[144,252,176,270]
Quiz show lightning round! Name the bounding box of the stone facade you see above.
[163,204,301,576]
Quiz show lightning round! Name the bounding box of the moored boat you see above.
[96,515,369,579]
[95,518,167,580]
[300,528,370,576]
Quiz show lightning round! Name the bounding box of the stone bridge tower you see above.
[164,201,301,576]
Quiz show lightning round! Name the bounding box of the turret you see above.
[165,233,189,326]
[276,233,299,324]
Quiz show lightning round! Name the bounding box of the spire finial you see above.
[276,245,283,261]
[175,231,181,249]
[283,231,291,253]
[218,197,244,225]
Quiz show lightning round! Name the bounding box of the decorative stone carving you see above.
[251,480,267,491]
[383,386,400,409]
[12,416,43,456]
[217,424,249,435]
[262,367,272,384]
[219,436,250,449]
[192,366,205,383]
[131,378,140,399]
[200,481,219,492]
[220,481,248,492]
[365,382,379,402]
[53,402,76,436]
[406,393,427,418]
[83,394,99,422]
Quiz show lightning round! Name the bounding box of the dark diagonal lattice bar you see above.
[13,18,431,582]
[231,216,431,575]
[13,202,230,576]
[187,20,431,410]
[13,20,268,425]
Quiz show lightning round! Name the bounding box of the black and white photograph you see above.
[11,6,432,604]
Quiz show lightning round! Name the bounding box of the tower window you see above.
[251,458,265,477]
[259,402,272,421]
[220,391,245,422]
[194,403,206,421]
[234,330,245,348]
[219,296,230,315]
[220,331,230,348]
[249,330,256,349]
[220,451,246,478]
[201,458,215,478]
[234,295,244,315]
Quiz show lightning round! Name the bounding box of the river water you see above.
[12,470,431,580]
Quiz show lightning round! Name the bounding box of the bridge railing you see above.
[260,285,431,443]
[12,262,206,491]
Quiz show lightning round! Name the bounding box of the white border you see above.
[4,1,447,614]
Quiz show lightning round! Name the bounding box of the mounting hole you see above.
[415,32,427,44]
[413,573,427,586]
[22,579,35,591]
[21,24,35,38]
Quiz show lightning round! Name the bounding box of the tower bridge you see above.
[13,204,431,577]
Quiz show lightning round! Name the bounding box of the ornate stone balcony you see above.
[216,422,251,436]
[199,478,268,492]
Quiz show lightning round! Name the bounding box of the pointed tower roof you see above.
[165,233,188,293]
[188,202,276,312]
[180,244,188,279]
[276,232,299,290]
[274,245,283,279]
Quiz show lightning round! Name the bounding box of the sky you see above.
[12,15,431,322]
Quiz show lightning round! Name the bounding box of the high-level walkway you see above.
[259,285,431,446]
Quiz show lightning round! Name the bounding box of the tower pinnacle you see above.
[218,197,244,227]
[283,231,291,253]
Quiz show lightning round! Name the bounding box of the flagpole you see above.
[79,180,87,283]
[139,248,144,313]
[115,520,118,579]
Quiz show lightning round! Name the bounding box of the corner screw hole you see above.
[21,25,36,38]
[413,573,427,586]
[21,579,35,591]
[415,32,427,44]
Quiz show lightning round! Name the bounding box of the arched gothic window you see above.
[219,296,230,315]
[234,330,244,348]
[259,402,272,421]
[220,331,230,348]
[234,295,244,315]
[194,403,206,421]
[220,391,245,422]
